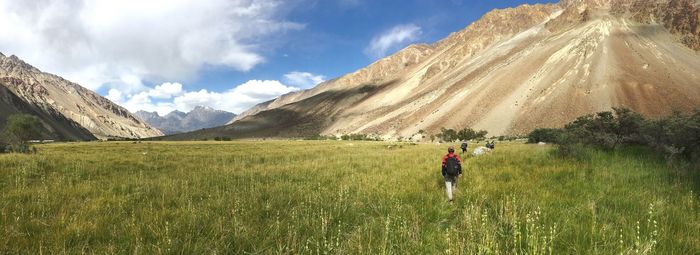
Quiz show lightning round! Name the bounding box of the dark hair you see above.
[448,146,455,153]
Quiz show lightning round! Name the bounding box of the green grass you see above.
[0,141,698,254]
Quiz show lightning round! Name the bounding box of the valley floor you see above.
[0,141,698,253]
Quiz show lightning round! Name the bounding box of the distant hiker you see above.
[460,141,468,154]
[441,146,462,202]
[486,141,495,150]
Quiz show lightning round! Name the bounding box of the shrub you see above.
[304,134,338,140]
[527,128,562,144]
[556,108,645,150]
[642,111,700,162]
[538,108,699,163]
[2,114,41,154]
[3,114,41,143]
[340,134,374,141]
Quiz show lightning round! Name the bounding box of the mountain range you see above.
[168,0,700,140]
[134,107,235,135]
[0,53,162,140]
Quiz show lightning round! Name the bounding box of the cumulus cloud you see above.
[365,24,422,59]
[148,82,184,99]
[283,71,326,88]
[106,89,124,103]
[0,0,303,91]
[114,80,300,116]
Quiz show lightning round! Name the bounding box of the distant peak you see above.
[1,54,39,71]
[136,110,159,115]
[193,105,213,111]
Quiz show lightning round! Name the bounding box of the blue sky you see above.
[190,0,558,91]
[0,0,557,115]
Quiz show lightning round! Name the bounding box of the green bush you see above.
[2,114,41,154]
[3,114,41,142]
[642,111,700,161]
[305,134,338,140]
[527,128,562,144]
[340,133,377,141]
[535,108,699,162]
[563,108,646,150]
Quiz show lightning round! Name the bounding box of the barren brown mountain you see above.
[172,0,700,140]
[0,53,163,140]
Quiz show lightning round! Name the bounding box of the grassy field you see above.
[0,141,698,254]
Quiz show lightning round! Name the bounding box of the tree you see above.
[455,128,488,141]
[2,114,41,153]
[527,128,562,144]
[476,130,489,140]
[457,128,475,141]
[439,128,458,142]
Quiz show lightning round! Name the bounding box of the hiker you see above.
[460,141,468,154]
[441,146,462,202]
[486,141,495,150]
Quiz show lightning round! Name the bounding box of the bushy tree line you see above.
[497,135,521,142]
[528,108,700,161]
[304,134,338,140]
[437,127,488,142]
[340,134,380,141]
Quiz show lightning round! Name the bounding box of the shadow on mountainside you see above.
[161,80,397,140]
[0,82,95,141]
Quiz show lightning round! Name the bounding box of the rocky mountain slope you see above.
[0,81,95,140]
[171,0,700,140]
[135,106,235,135]
[0,53,163,139]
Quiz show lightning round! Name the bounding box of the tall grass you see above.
[0,141,697,254]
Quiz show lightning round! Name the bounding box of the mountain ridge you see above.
[135,106,235,135]
[0,53,163,139]
[0,81,95,140]
[169,0,700,140]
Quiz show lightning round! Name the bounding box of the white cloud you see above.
[148,82,184,99]
[106,89,124,103]
[0,0,304,91]
[283,71,326,88]
[365,24,422,58]
[113,80,300,116]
